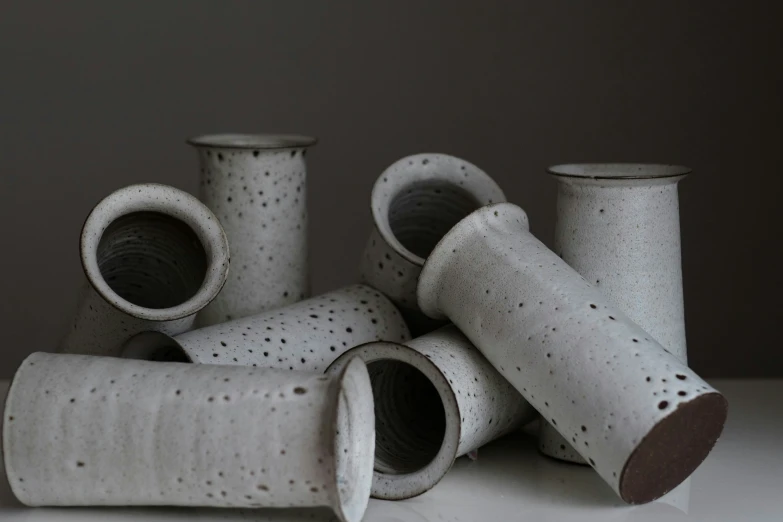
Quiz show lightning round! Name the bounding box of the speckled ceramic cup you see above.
[188,134,316,326]
[359,153,506,335]
[123,284,411,373]
[417,203,728,505]
[3,352,374,522]
[59,184,230,357]
[327,325,535,500]
[539,164,691,464]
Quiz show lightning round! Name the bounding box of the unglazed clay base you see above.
[123,284,410,373]
[417,203,728,504]
[60,183,230,357]
[2,353,374,522]
[327,325,535,500]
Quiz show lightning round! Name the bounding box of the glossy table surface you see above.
[0,379,780,521]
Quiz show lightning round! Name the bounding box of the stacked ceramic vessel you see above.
[3,135,727,522]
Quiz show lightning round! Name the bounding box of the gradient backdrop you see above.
[1,1,780,378]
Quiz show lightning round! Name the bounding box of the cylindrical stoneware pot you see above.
[417,203,728,505]
[3,352,374,522]
[326,325,536,500]
[188,133,317,326]
[59,184,230,357]
[123,284,411,373]
[359,153,506,335]
[539,163,692,464]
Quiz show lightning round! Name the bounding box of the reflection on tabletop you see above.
[1,380,781,522]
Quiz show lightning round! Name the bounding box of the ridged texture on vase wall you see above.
[359,153,506,335]
[539,164,690,464]
[191,135,315,326]
[328,325,535,500]
[417,203,727,504]
[123,284,411,373]
[60,184,230,357]
[3,353,374,522]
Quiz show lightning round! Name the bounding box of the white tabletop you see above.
[0,379,780,521]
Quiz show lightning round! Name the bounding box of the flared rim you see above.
[80,183,230,322]
[186,133,317,150]
[327,341,461,500]
[547,163,691,180]
[370,153,506,267]
[332,357,376,522]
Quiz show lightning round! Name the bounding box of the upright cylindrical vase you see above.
[359,153,506,335]
[188,133,316,326]
[3,352,374,522]
[123,284,410,372]
[540,163,691,463]
[327,325,535,500]
[417,203,727,504]
[60,184,230,357]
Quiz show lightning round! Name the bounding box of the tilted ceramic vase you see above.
[539,163,691,464]
[3,352,374,522]
[188,133,316,326]
[123,284,411,372]
[59,184,230,357]
[327,325,536,500]
[417,203,728,504]
[359,153,506,335]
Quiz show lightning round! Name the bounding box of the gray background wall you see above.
[1,1,780,378]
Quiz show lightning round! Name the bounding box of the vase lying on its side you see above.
[188,133,316,326]
[123,284,410,373]
[327,325,536,500]
[359,153,506,335]
[59,183,230,357]
[417,203,728,505]
[3,352,374,522]
[539,163,691,464]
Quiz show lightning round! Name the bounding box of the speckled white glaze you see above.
[59,184,230,357]
[3,352,374,522]
[327,325,535,500]
[539,164,691,464]
[417,203,727,504]
[359,153,506,335]
[123,284,411,372]
[189,134,316,326]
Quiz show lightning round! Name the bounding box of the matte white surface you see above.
[0,379,778,521]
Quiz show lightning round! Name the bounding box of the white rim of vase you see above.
[327,341,461,500]
[80,183,230,322]
[370,153,506,266]
[332,357,376,522]
[547,163,691,180]
[186,133,317,149]
[417,203,529,320]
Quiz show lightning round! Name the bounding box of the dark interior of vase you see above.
[369,359,446,474]
[388,180,482,259]
[97,211,208,309]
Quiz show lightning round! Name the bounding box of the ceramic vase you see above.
[417,203,727,505]
[539,163,691,464]
[123,284,411,373]
[59,184,230,357]
[326,325,536,500]
[359,153,506,335]
[3,352,374,522]
[188,133,316,326]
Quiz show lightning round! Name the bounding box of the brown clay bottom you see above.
[619,392,728,504]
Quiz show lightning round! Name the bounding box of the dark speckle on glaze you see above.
[3,352,375,518]
[191,135,316,326]
[360,153,506,335]
[127,284,411,373]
